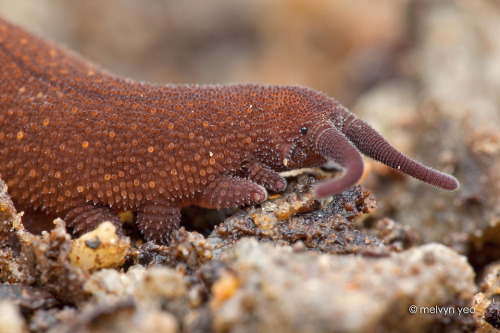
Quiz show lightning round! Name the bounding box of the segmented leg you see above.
[136,199,181,245]
[244,161,287,192]
[201,175,267,210]
[64,203,122,236]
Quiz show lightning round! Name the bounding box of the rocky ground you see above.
[2,1,500,332]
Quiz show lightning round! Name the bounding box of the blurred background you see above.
[0,0,409,104]
[1,0,500,258]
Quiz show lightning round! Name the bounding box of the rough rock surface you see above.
[473,262,500,332]
[208,174,383,258]
[210,239,475,333]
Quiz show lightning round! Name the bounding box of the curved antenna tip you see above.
[438,174,459,191]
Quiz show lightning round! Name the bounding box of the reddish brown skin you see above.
[0,17,458,244]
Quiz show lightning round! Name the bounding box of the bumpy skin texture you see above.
[0,17,459,244]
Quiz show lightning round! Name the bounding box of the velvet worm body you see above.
[0,17,458,244]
